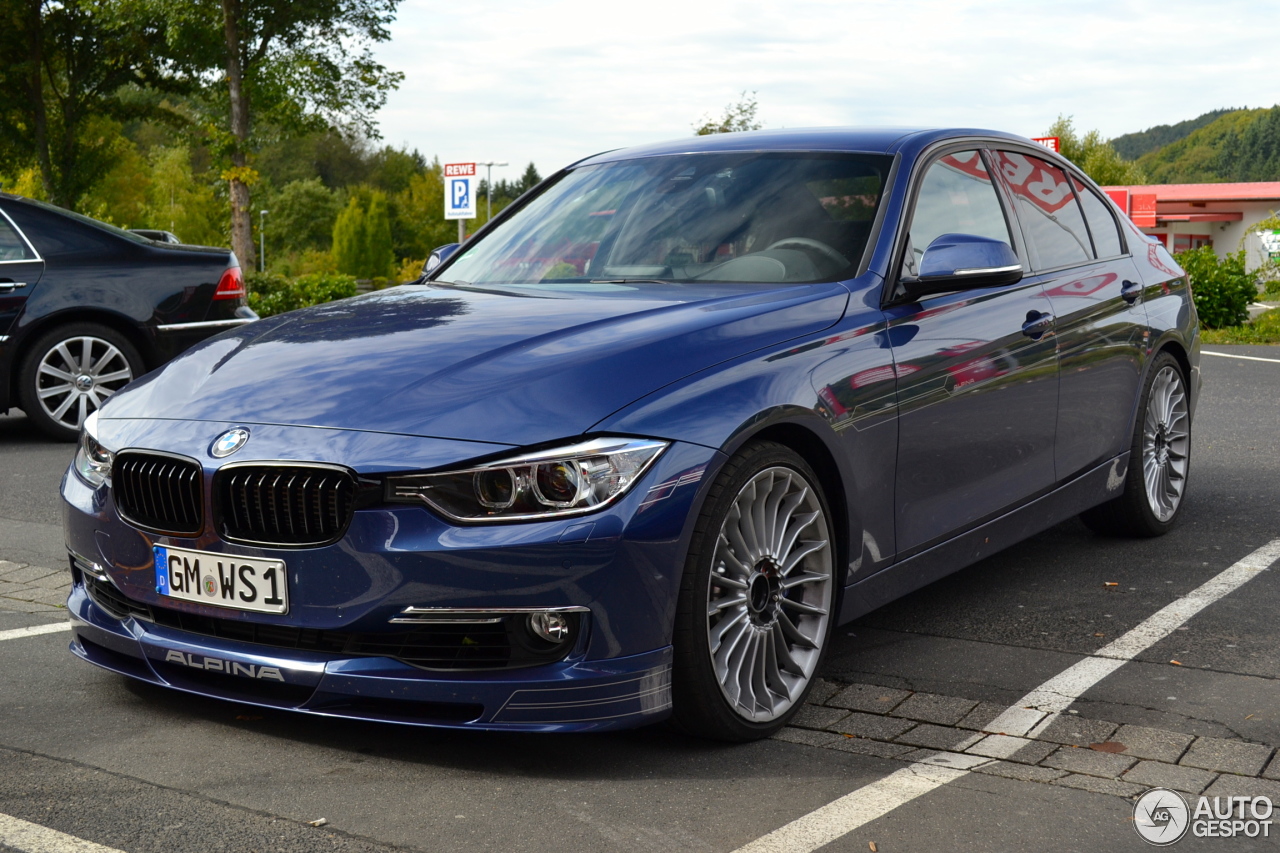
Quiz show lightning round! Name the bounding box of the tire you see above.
[1080,352,1191,537]
[671,441,837,741]
[18,323,144,441]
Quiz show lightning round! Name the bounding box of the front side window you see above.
[993,151,1093,270]
[903,150,1013,277]
[440,152,891,288]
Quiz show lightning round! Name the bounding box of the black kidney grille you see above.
[216,465,356,546]
[113,451,204,535]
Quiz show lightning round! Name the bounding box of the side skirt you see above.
[838,453,1130,624]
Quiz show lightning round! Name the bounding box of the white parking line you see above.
[733,538,1280,853]
[0,623,70,642]
[0,812,127,853]
[1201,350,1280,364]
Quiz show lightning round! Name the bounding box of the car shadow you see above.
[117,677,770,783]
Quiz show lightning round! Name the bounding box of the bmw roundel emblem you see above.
[210,428,250,458]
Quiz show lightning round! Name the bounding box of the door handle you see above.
[0,282,27,294]
[1121,279,1142,304]
[1022,310,1054,339]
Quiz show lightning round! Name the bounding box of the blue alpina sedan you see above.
[62,128,1198,740]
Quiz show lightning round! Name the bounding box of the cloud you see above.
[374,0,1280,177]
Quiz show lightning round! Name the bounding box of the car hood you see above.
[104,282,849,446]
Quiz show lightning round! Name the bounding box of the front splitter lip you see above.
[66,584,673,733]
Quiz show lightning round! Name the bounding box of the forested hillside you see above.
[1111,109,1237,160]
[1134,106,1280,184]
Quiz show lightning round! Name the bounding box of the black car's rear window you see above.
[440,152,892,289]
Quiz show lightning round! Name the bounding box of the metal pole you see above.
[458,218,464,244]
[259,210,267,271]
[478,161,508,223]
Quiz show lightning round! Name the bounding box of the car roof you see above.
[572,126,1036,167]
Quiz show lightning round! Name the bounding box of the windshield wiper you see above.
[588,278,676,285]
[426,280,557,299]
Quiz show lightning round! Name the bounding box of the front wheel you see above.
[671,442,836,741]
[1081,352,1191,537]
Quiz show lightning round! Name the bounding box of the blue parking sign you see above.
[444,163,477,219]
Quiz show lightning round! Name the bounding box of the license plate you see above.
[154,545,288,615]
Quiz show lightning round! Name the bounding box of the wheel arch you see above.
[717,411,855,592]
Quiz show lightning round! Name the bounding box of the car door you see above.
[990,149,1147,481]
[884,148,1059,556]
[0,207,45,337]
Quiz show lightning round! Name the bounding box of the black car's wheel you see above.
[1081,351,1191,537]
[18,323,144,441]
[671,441,836,741]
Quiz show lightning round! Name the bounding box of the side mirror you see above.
[902,234,1023,298]
[424,243,461,276]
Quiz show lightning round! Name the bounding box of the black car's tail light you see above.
[212,265,245,301]
[214,464,357,547]
[112,451,204,536]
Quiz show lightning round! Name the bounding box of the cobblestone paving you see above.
[775,679,1280,801]
[0,561,68,613]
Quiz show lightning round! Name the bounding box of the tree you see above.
[332,189,393,278]
[693,91,762,136]
[156,0,404,268]
[1043,116,1145,186]
[0,0,178,208]
[266,177,341,253]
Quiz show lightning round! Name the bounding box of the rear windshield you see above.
[439,152,892,289]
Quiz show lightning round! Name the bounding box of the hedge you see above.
[1174,247,1258,329]
[246,272,359,318]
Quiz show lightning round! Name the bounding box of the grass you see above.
[1200,307,1280,344]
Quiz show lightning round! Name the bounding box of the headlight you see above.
[73,411,114,488]
[386,437,667,523]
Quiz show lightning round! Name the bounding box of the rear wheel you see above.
[18,323,143,441]
[671,441,836,741]
[1081,352,1190,537]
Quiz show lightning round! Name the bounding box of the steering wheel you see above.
[765,237,849,271]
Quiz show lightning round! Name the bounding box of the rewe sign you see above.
[444,162,477,220]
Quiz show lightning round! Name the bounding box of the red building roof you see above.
[1102,182,1280,203]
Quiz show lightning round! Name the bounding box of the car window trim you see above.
[989,146,1098,273]
[1072,176,1130,262]
[0,205,45,264]
[881,140,1028,307]
[990,143,1133,267]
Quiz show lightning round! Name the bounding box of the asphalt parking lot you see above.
[1,344,1278,853]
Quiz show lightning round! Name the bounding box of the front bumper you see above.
[62,420,721,732]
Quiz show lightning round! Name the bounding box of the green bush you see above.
[246,271,358,318]
[1175,247,1258,328]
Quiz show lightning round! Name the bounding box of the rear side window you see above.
[0,214,35,261]
[1071,176,1124,258]
[904,150,1012,277]
[992,151,1093,271]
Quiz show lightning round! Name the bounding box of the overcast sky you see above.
[374,0,1277,181]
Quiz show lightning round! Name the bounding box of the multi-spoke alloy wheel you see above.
[35,336,133,431]
[1141,365,1189,522]
[19,323,143,441]
[672,442,835,740]
[1079,352,1191,538]
[707,466,832,722]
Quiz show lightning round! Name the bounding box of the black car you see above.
[0,194,256,440]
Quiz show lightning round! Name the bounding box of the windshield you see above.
[439,152,892,289]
